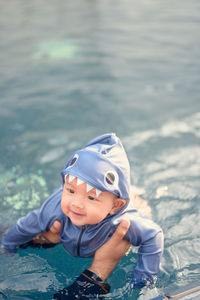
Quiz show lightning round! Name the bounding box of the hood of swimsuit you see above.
[61,133,131,209]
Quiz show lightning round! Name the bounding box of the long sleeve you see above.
[113,210,164,288]
[130,230,163,288]
[1,186,63,252]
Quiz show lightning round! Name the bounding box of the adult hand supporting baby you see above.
[53,219,131,299]
[33,218,130,298]
[32,220,62,244]
[34,219,130,282]
[88,219,131,281]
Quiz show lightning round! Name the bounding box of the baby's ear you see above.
[110,198,126,214]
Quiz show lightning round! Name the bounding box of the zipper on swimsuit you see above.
[77,225,86,257]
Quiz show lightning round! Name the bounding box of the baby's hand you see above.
[33,220,61,244]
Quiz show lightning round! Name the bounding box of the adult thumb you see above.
[50,220,62,234]
[112,219,130,241]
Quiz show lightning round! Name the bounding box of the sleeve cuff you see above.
[131,270,157,289]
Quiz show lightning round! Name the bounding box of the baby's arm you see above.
[126,214,164,288]
[1,187,63,252]
[113,211,164,288]
[2,209,46,251]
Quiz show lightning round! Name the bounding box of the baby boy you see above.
[2,133,163,289]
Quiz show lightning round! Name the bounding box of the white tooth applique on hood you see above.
[96,189,102,197]
[68,174,76,183]
[77,178,84,185]
[64,174,102,196]
[86,183,94,193]
[61,133,130,205]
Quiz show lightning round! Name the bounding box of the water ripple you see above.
[124,112,200,150]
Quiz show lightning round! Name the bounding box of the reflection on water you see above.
[0,0,200,299]
[33,40,79,61]
[0,166,49,224]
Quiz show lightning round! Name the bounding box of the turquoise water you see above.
[0,1,200,299]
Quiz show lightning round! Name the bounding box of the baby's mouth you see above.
[71,210,85,217]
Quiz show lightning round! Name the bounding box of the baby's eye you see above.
[67,188,75,194]
[88,195,96,201]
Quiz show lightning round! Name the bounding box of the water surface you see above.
[0,1,200,299]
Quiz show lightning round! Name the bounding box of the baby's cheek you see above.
[90,210,107,224]
[61,199,67,214]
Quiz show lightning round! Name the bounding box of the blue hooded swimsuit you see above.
[2,133,163,288]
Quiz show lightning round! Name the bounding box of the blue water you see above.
[0,1,200,299]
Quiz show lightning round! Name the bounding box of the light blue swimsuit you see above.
[2,133,164,288]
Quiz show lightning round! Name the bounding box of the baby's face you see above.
[61,175,122,226]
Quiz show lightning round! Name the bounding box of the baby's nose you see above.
[71,197,84,209]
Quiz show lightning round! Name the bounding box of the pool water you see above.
[0,1,200,299]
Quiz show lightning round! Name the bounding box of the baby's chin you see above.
[69,216,103,227]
